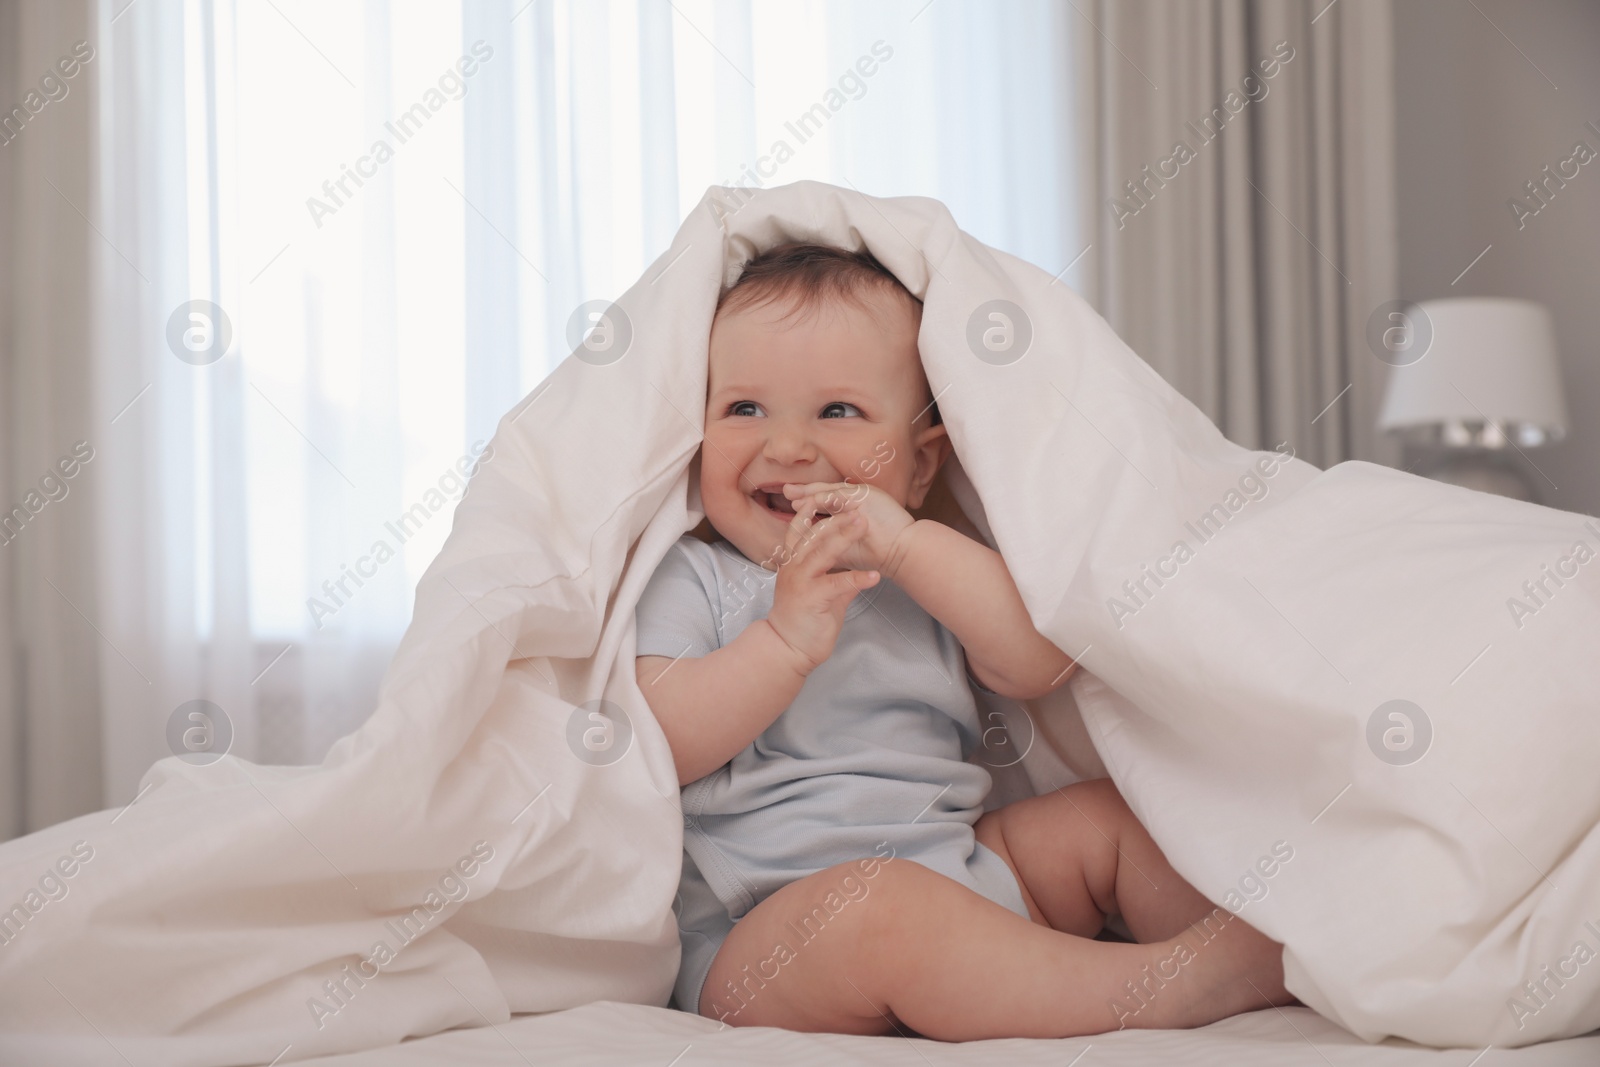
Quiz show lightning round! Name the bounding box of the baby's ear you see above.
[905,422,954,510]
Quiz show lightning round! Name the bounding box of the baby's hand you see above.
[763,512,879,675]
[781,481,914,576]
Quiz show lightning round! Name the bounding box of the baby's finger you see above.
[782,481,842,501]
[795,513,867,576]
[820,566,879,604]
[785,481,862,517]
[783,501,824,560]
[781,510,839,570]
[786,509,836,557]
[782,491,851,558]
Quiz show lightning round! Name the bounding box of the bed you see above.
[291,1001,1600,1066]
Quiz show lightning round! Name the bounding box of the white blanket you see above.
[1,180,1597,1065]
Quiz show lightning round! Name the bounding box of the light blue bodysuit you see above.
[633,533,1030,1016]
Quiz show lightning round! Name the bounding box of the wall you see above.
[1394,0,1600,517]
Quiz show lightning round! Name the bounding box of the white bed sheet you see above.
[293,1002,1600,1067]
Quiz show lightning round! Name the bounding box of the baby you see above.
[633,243,1293,1040]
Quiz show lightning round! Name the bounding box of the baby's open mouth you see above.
[751,483,833,521]
[753,487,797,517]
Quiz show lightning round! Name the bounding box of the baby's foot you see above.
[1167,908,1296,1028]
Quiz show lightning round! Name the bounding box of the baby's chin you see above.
[699,509,781,568]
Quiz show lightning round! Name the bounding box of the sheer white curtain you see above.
[74,0,1083,818]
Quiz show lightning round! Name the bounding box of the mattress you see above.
[291,1001,1600,1066]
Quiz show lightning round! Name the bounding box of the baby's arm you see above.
[887,519,1076,700]
[638,513,878,787]
[637,623,808,787]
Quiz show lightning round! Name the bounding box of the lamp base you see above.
[1407,448,1539,503]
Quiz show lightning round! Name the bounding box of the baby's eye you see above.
[820,402,862,419]
[727,401,764,417]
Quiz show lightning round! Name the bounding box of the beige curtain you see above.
[0,0,102,837]
[1073,0,1399,468]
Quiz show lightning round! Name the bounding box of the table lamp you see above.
[1376,297,1567,502]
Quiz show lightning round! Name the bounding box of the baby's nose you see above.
[763,422,817,463]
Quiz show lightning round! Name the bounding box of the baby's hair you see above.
[716,242,940,425]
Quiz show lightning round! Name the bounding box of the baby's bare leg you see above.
[975,777,1294,1027]
[699,856,1188,1038]
[697,838,1281,1039]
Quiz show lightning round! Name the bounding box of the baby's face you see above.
[701,286,949,570]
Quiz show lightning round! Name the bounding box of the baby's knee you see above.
[1054,776,1131,821]
[991,779,1134,847]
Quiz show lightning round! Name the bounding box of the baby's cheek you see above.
[866,437,901,478]
[697,440,739,483]
[864,460,910,505]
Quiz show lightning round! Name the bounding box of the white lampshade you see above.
[1377,297,1568,447]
